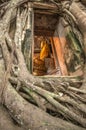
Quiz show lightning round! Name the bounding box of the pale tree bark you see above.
[69,1,86,54]
[0,0,86,130]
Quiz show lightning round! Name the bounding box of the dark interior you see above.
[32,11,84,76]
[33,13,61,76]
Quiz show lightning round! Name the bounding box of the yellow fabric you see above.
[40,40,50,61]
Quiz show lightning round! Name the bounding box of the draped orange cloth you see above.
[40,40,50,61]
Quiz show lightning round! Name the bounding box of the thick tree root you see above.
[2,82,86,130]
[0,0,86,130]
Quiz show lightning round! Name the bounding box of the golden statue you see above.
[33,38,51,76]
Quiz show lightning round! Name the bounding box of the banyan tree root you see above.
[9,76,86,128]
[2,82,86,130]
[0,0,86,130]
